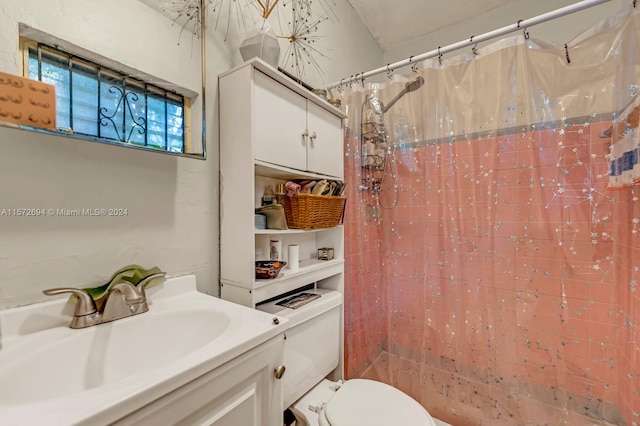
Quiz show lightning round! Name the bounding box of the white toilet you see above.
[258,288,437,426]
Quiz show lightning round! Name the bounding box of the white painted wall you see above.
[383,0,626,69]
[0,0,382,309]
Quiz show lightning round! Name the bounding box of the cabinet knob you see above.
[310,131,317,141]
[274,365,286,379]
[301,129,309,137]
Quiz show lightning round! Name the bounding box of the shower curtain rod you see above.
[327,0,611,90]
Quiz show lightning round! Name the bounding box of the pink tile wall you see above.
[343,134,388,378]
[616,175,640,424]
[344,121,639,424]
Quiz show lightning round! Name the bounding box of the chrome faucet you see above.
[43,273,166,329]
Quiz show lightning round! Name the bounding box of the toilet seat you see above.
[317,379,436,426]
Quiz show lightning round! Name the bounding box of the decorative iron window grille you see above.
[24,41,186,153]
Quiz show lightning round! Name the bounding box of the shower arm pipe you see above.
[326,0,611,90]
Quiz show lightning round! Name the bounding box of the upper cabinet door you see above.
[306,101,344,179]
[253,71,307,172]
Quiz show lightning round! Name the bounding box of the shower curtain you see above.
[341,5,639,425]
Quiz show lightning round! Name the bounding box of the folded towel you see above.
[255,204,288,230]
[82,264,165,301]
[311,180,328,195]
[285,181,301,196]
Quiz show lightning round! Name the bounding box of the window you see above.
[21,40,187,153]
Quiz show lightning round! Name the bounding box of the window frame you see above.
[19,37,192,154]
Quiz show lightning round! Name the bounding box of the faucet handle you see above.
[135,272,166,292]
[42,287,97,317]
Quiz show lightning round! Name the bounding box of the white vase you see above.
[239,20,280,68]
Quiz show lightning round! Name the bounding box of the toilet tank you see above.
[257,288,342,408]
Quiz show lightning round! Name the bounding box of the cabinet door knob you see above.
[301,129,309,137]
[310,131,317,141]
[274,365,286,379]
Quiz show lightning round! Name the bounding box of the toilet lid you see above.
[323,379,436,426]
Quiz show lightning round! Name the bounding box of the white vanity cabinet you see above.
[115,335,285,426]
[219,58,346,308]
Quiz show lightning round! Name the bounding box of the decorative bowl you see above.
[255,260,287,279]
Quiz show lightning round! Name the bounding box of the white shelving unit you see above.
[218,58,346,309]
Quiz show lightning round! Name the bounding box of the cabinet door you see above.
[115,337,284,426]
[306,101,344,178]
[254,70,307,172]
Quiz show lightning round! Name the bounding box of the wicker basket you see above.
[283,193,346,230]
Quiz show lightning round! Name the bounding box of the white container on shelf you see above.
[288,244,299,271]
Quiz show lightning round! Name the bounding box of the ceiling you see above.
[345,0,520,50]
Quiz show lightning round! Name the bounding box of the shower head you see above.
[405,76,424,93]
[382,76,424,113]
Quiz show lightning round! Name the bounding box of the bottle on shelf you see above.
[270,239,282,261]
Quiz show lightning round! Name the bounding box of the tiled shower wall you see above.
[344,120,640,425]
[343,143,388,378]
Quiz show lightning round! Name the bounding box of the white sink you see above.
[0,275,288,425]
[0,308,231,404]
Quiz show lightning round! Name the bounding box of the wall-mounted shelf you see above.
[254,226,343,235]
[255,160,341,181]
[219,58,345,309]
[253,258,344,288]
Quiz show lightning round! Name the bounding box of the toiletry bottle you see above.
[270,239,282,261]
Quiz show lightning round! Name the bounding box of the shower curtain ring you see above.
[338,78,344,93]
[517,19,530,39]
[409,56,418,72]
[470,36,479,56]
[360,72,365,86]
[438,46,443,65]
[387,64,393,79]
[349,75,354,88]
